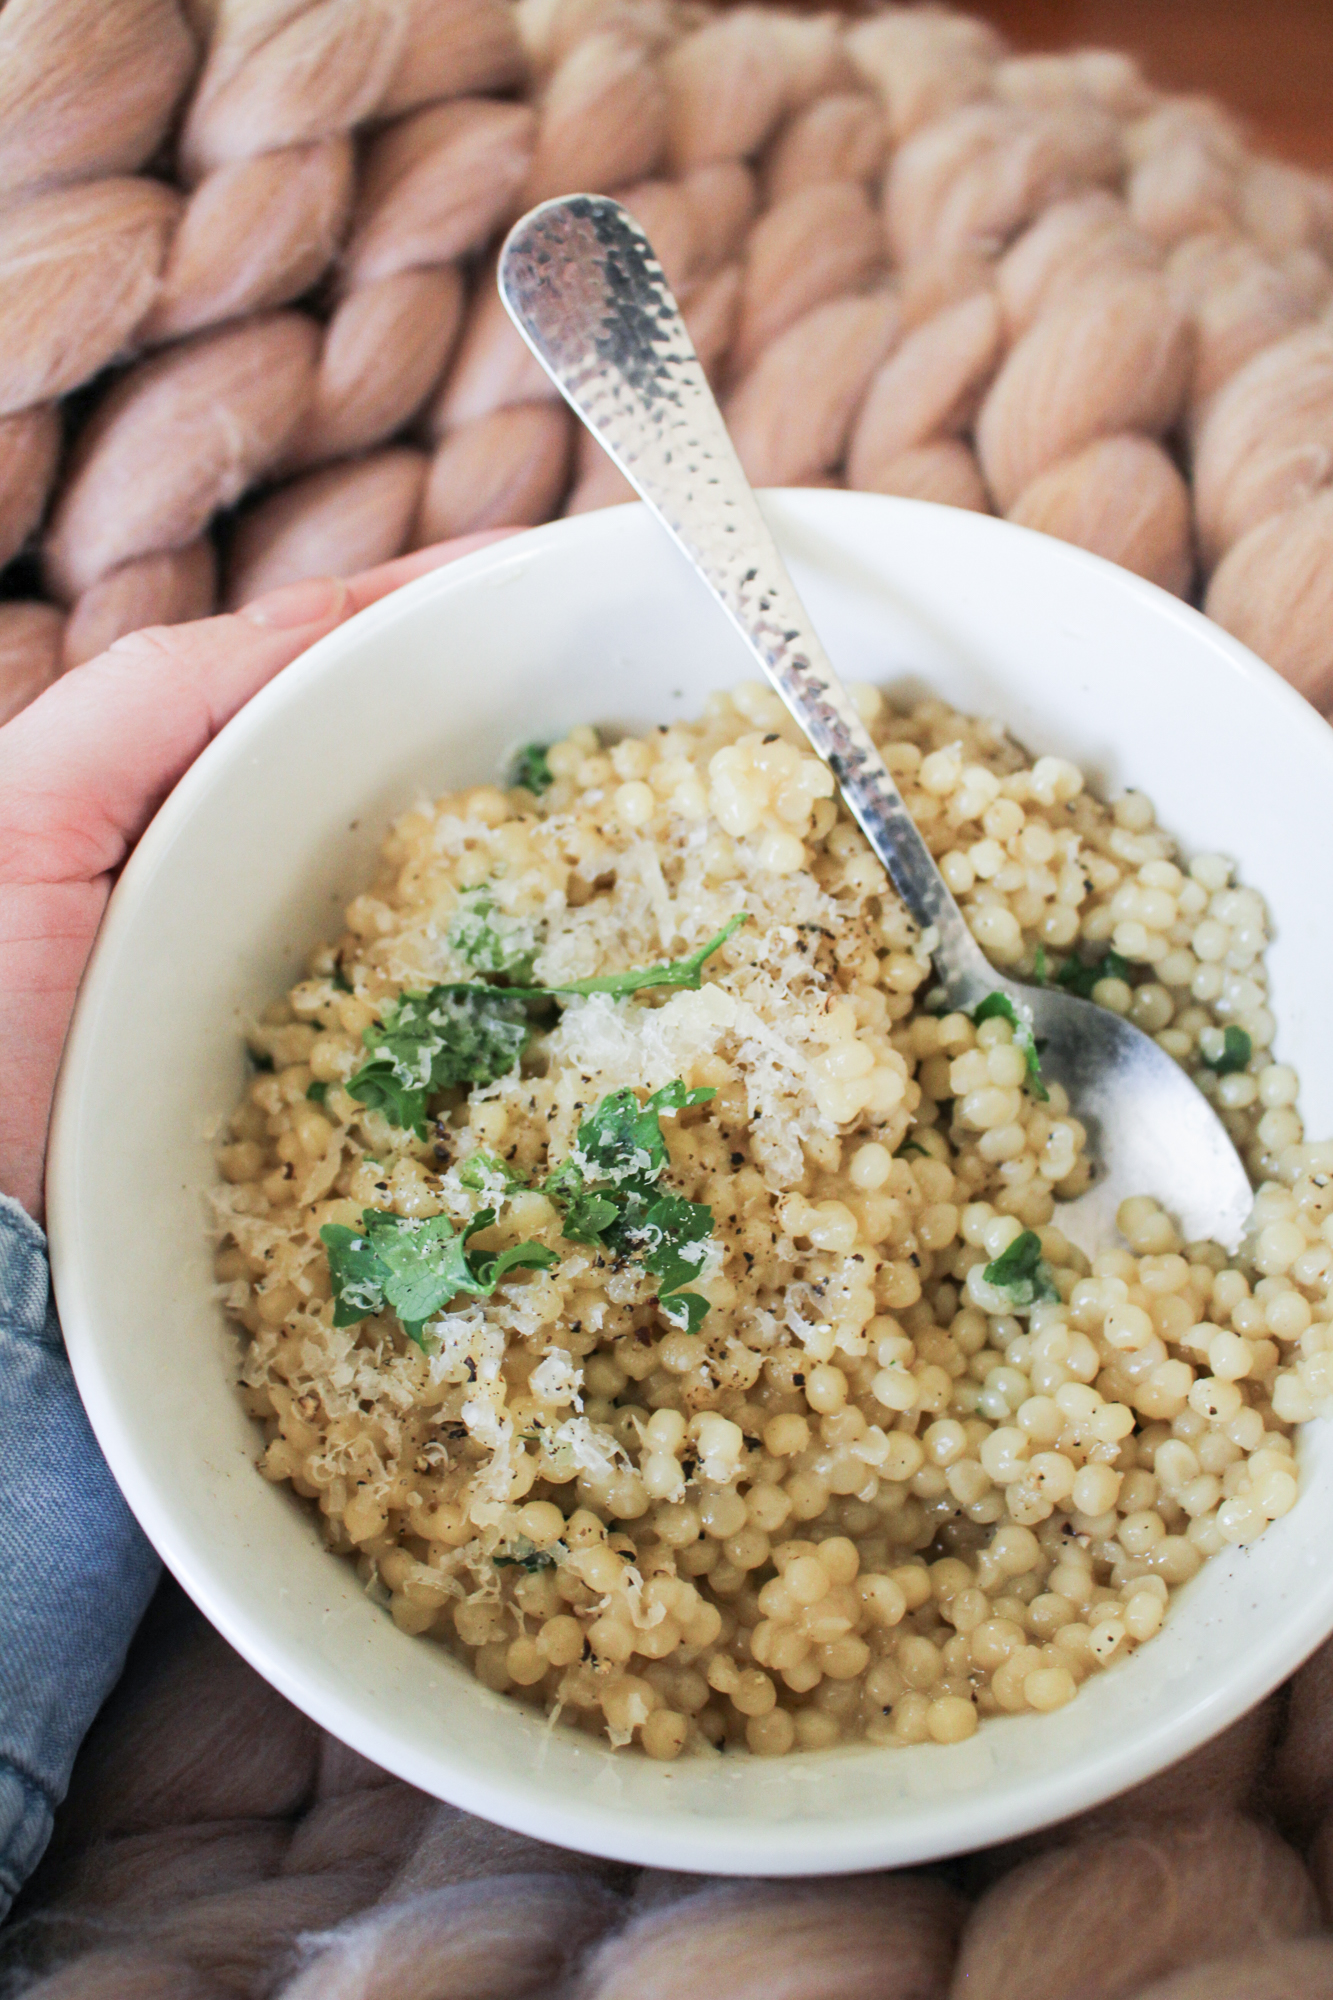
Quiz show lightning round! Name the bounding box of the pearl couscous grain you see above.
[215,681,1333,1758]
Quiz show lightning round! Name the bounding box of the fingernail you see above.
[240,575,348,629]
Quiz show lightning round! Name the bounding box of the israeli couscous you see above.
[213,680,1333,1759]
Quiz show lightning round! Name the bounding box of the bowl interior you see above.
[49,490,1333,1875]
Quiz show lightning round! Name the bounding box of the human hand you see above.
[0,533,514,1221]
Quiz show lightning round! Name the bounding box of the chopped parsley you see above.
[895,1139,927,1159]
[1032,944,1049,984]
[305,1079,328,1106]
[1056,948,1134,999]
[511,743,554,794]
[573,1078,711,1182]
[536,1081,719,1333]
[346,988,529,1137]
[971,991,1048,1102]
[319,1083,723,1345]
[1203,1025,1252,1076]
[982,1229,1059,1309]
[446,886,540,981]
[514,913,749,1001]
[320,1208,558,1349]
[343,917,746,1135]
[458,1150,529,1195]
[494,1535,562,1571]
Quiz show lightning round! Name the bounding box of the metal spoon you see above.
[498,194,1254,1255]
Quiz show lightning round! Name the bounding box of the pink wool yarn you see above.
[0,0,1331,710]
[7,1586,1333,2000]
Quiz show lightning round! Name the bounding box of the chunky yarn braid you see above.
[8,1583,1333,1999]
[2,1,1332,719]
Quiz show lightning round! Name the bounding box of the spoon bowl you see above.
[498,194,1256,1256]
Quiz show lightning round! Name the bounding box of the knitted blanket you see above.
[1,0,1332,718]
[3,1577,1333,1998]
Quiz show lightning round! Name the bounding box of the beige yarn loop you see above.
[0,179,182,419]
[1204,490,1333,709]
[224,446,429,606]
[1008,432,1193,598]
[416,401,575,542]
[860,436,990,513]
[281,1875,622,2000]
[976,269,1192,512]
[0,600,64,726]
[994,189,1158,339]
[579,1875,963,2000]
[726,289,901,486]
[951,1813,1320,2000]
[140,139,357,345]
[286,265,467,471]
[179,0,408,182]
[2,0,1333,715]
[62,543,218,672]
[847,287,1001,488]
[344,98,536,285]
[1193,326,1333,567]
[759,89,887,207]
[0,0,196,202]
[42,312,321,603]
[0,405,61,572]
[731,178,886,376]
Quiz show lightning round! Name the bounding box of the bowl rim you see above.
[46,489,1333,1875]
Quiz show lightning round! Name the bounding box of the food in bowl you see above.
[213,677,1333,1761]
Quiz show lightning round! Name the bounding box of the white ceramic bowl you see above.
[49,490,1333,1876]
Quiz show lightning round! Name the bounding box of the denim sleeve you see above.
[0,1194,160,1921]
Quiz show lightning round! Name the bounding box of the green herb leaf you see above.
[457,1150,529,1195]
[546,1177,621,1246]
[511,743,554,794]
[971,991,1049,1102]
[347,987,530,1137]
[305,1079,328,1106]
[574,1079,717,1186]
[540,1081,718,1330]
[982,1229,1060,1310]
[345,923,744,1135]
[341,1061,430,1139]
[447,886,540,981]
[1204,1024,1253,1076]
[321,1221,396,1326]
[494,1535,560,1571]
[1056,949,1134,999]
[319,1208,557,1347]
[540,914,748,999]
[461,1206,561,1291]
[656,1288,711,1335]
[1032,944,1049,985]
[895,1138,927,1159]
[631,1192,714,1300]
[332,964,354,994]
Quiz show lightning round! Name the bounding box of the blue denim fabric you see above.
[0,1193,159,1920]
